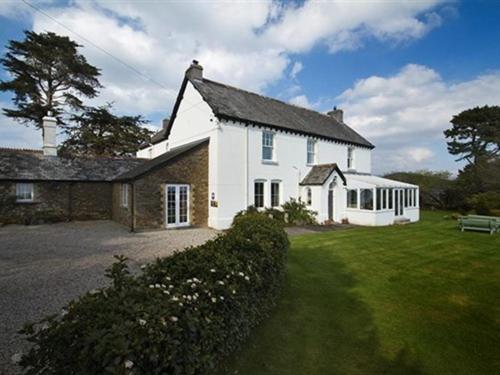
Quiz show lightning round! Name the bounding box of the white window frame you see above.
[262,131,275,162]
[347,147,355,170]
[121,183,129,208]
[307,139,316,165]
[347,189,358,209]
[254,180,265,208]
[270,180,281,208]
[16,182,34,202]
[165,184,190,228]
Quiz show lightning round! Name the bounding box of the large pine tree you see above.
[0,31,102,129]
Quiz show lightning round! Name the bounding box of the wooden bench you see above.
[458,215,500,235]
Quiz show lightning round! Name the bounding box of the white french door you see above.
[165,184,190,228]
[394,189,404,217]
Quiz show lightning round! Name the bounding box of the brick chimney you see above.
[42,113,57,156]
[327,106,343,123]
[185,60,203,80]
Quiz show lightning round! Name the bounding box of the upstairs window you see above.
[307,139,316,164]
[262,131,274,161]
[347,189,357,208]
[121,183,129,208]
[16,183,33,202]
[271,181,280,207]
[254,181,264,208]
[347,147,355,169]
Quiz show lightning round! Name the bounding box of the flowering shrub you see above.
[19,211,288,374]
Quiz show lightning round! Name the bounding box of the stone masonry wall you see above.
[0,181,112,225]
[112,141,209,230]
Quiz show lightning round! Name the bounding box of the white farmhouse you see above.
[138,61,419,230]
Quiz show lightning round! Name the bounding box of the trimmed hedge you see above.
[20,212,288,374]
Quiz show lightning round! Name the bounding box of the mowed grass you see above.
[221,211,500,375]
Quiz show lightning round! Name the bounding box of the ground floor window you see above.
[376,188,382,210]
[16,182,33,202]
[388,189,393,209]
[382,189,388,209]
[360,189,373,210]
[271,181,280,207]
[121,183,129,208]
[347,189,357,208]
[254,181,264,208]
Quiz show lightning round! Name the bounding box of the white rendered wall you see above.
[213,120,372,229]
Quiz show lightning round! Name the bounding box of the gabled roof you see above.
[151,73,374,149]
[0,148,145,181]
[115,138,209,181]
[300,163,346,186]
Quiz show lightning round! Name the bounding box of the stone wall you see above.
[112,141,209,230]
[0,181,112,225]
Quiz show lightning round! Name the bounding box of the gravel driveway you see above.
[0,221,217,374]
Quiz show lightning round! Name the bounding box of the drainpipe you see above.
[244,126,249,208]
[130,182,136,232]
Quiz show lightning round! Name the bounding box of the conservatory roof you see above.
[345,173,418,188]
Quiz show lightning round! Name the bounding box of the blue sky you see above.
[1,0,500,174]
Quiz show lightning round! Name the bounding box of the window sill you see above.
[261,160,278,165]
[16,200,37,205]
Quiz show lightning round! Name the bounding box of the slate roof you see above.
[0,148,146,181]
[190,78,373,148]
[115,138,209,181]
[300,163,346,186]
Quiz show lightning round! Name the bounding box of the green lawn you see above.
[221,211,500,375]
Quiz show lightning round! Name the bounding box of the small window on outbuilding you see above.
[16,183,34,202]
[121,183,129,208]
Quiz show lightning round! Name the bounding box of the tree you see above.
[0,31,101,129]
[444,105,500,165]
[59,104,153,157]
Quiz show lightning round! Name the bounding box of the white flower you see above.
[11,353,22,364]
[165,276,171,281]
[232,290,236,294]
[220,296,224,301]
[192,295,197,301]
[155,283,161,288]
[211,297,217,303]
[163,290,170,295]
[179,302,183,307]
[210,268,216,273]
[238,272,244,277]
[161,284,166,288]
[138,319,147,326]
[148,285,155,289]
[191,283,197,289]
[217,280,224,285]
[140,264,146,270]
[169,285,174,289]
[171,296,179,302]
[186,279,192,283]
[193,277,200,283]
[187,295,192,301]
[226,274,230,279]
[89,289,99,295]
[170,316,178,322]
[245,276,250,281]
[61,308,68,316]
[124,360,134,369]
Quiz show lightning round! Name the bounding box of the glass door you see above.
[394,189,404,217]
[165,184,190,228]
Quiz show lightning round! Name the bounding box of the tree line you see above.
[385,106,500,215]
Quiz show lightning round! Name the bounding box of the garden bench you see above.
[458,215,499,235]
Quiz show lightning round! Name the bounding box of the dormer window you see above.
[347,147,355,170]
[307,139,316,165]
[262,131,274,161]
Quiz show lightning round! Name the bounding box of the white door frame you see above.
[165,184,190,228]
[394,188,404,217]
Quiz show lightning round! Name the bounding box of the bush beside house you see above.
[19,212,288,374]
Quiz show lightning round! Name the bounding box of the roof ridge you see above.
[199,78,343,124]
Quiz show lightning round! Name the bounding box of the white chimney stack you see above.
[42,113,57,156]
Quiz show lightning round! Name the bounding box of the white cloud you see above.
[290,61,303,79]
[289,94,313,109]
[1,0,449,149]
[0,102,42,148]
[336,64,500,173]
